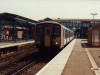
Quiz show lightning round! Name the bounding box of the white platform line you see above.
[83,43,100,75]
[0,41,35,48]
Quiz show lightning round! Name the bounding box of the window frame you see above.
[53,24,61,37]
[36,25,43,36]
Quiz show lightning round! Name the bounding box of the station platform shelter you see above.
[0,12,38,42]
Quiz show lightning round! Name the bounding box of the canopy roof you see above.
[39,17,100,22]
[0,12,38,27]
[88,24,100,31]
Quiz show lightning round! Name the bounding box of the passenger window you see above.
[37,27,42,35]
[46,28,50,36]
[53,25,61,37]
[36,25,42,36]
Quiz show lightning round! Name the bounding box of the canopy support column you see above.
[33,27,35,39]
[14,20,16,42]
[0,20,1,42]
[26,22,28,41]
[81,27,83,38]
[12,22,14,41]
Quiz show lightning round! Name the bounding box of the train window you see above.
[36,25,42,36]
[46,28,50,36]
[53,25,61,37]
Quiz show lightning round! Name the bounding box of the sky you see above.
[0,0,100,21]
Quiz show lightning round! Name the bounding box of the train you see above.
[35,21,74,51]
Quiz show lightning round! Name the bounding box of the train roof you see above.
[36,21,59,25]
[36,21,74,32]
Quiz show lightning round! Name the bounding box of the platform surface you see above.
[62,39,95,75]
[36,39,76,75]
[0,40,35,49]
[36,39,100,75]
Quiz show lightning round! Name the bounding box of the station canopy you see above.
[0,12,38,28]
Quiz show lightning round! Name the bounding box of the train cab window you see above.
[36,25,43,36]
[53,25,61,37]
[46,28,50,36]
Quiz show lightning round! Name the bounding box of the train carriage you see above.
[35,21,74,50]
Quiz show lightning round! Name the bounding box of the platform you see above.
[36,39,100,75]
[36,39,76,75]
[0,40,35,49]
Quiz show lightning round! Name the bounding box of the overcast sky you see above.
[0,0,100,21]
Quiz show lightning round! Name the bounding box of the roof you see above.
[37,21,59,25]
[88,24,100,31]
[0,12,38,23]
[39,18,100,22]
[52,19,100,21]
[0,12,38,27]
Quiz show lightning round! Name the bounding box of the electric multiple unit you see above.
[35,21,74,50]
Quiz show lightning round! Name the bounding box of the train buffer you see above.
[36,39,99,75]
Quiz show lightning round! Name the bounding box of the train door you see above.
[44,27,51,46]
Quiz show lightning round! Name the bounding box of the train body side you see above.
[61,26,74,48]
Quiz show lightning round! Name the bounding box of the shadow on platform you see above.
[81,43,100,48]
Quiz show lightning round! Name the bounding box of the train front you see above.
[35,22,61,50]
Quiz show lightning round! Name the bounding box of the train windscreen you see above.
[46,28,50,36]
[36,25,42,36]
[53,25,61,37]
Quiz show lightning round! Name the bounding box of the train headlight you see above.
[56,42,59,45]
[36,37,42,44]
[53,37,60,45]
[37,41,41,44]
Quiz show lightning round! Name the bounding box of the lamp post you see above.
[91,13,97,26]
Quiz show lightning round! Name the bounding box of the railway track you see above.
[0,48,38,75]
[3,60,38,75]
[0,47,37,65]
[12,60,37,75]
[0,48,61,75]
[0,43,35,63]
[0,50,39,75]
[15,49,62,75]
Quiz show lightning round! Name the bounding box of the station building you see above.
[39,17,100,38]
